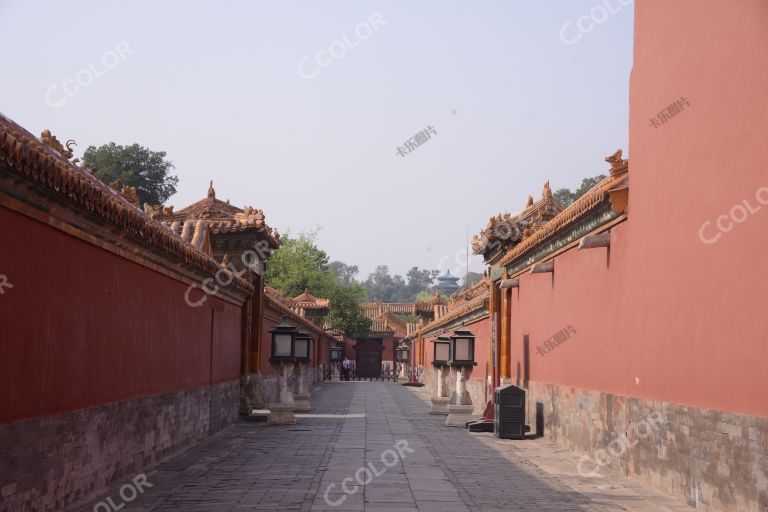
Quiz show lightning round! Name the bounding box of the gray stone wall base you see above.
[525,381,768,512]
[0,380,239,512]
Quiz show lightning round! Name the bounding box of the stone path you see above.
[70,382,693,512]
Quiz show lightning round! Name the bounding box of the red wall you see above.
[0,207,243,424]
[259,306,324,375]
[507,0,768,418]
[423,316,490,382]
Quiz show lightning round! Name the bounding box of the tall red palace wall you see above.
[504,3,768,510]
[0,206,242,424]
[0,204,244,512]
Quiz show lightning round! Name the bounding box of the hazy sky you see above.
[0,1,633,280]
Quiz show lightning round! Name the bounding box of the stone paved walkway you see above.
[70,383,693,512]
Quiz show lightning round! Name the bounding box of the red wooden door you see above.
[353,339,384,378]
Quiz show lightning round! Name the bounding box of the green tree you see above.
[402,267,440,301]
[415,290,436,302]
[364,265,405,302]
[325,286,371,338]
[84,142,179,205]
[363,265,438,302]
[553,174,607,206]
[265,231,334,297]
[461,271,483,289]
[266,230,370,338]
[329,261,360,288]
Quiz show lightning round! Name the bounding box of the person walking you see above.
[342,356,351,381]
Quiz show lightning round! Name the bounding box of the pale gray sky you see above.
[0,1,633,280]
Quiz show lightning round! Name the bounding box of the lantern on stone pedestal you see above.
[432,335,451,366]
[445,328,477,426]
[329,346,343,382]
[269,320,298,363]
[293,328,312,362]
[267,319,298,425]
[429,335,452,415]
[292,328,312,412]
[449,328,476,366]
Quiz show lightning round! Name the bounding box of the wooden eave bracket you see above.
[579,231,611,250]
[498,278,519,289]
[608,183,629,213]
[530,261,554,274]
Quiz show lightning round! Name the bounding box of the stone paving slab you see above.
[66,382,693,512]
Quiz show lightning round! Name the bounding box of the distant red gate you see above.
[353,338,384,378]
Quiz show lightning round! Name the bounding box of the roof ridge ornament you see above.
[605,149,629,176]
[543,180,552,199]
[526,195,534,208]
[207,180,216,198]
[40,129,77,160]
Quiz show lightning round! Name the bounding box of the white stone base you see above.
[331,374,340,383]
[429,396,450,415]
[445,404,475,427]
[267,403,296,425]
[293,393,311,412]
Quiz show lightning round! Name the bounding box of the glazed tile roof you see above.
[152,182,280,249]
[265,290,337,341]
[472,181,565,263]
[291,288,330,309]
[498,151,628,268]
[402,279,490,342]
[363,293,448,319]
[369,310,408,337]
[0,115,253,295]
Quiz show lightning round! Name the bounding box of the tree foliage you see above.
[325,286,372,338]
[329,261,360,288]
[265,231,334,297]
[553,174,607,206]
[461,271,483,289]
[363,265,439,302]
[84,142,179,205]
[266,230,370,338]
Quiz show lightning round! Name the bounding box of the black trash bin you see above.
[494,384,527,439]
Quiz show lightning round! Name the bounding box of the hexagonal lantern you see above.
[293,328,312,362]
[330,346,343,362]
[269,319,297,363]
[449,328,476,366]
[395,345,410,363]
[432,335,451,366]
